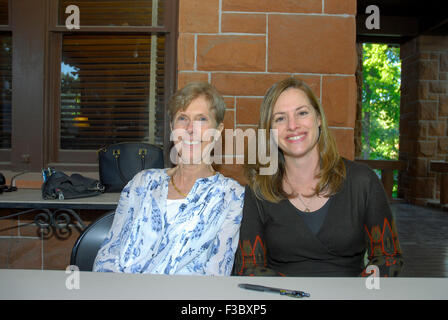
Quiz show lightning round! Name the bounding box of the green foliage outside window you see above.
[362,43,401,196]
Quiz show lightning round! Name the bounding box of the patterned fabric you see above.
[93,169,245,275]
[235,219,403,277]
[236,235,284,276]
[362,217,403,277]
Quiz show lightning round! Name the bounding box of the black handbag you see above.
[98,142,164,192]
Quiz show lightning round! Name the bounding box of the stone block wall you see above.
[399,35,448,205]
[177,0,358,182]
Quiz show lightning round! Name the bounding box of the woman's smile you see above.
[285,132,307,143]
[272,88,321,159]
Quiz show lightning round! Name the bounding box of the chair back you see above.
[70,211,115,271]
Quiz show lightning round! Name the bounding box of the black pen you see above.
[238,283,310,298]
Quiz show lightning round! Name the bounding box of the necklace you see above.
[296,194,312,212]
[285,176,313,212]
[171,175,188,197]
[170,167,216,198]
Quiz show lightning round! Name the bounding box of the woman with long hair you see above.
[233,77,403,277]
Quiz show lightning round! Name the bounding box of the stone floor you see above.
[392,203,448,277]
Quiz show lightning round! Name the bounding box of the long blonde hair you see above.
[245,77,346,203]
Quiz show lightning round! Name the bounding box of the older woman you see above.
[93,82,244,275]
[233,77,403,277]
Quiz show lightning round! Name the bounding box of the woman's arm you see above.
[361,169,404,277]
[232,186,282,276]
[203,185,245,276]
[92,179,136,272]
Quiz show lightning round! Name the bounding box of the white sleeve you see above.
[203,184,245,276]
[92,176,139,272]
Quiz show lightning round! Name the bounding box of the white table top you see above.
[0,269,447,300]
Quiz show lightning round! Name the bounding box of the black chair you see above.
[70,211,115,271]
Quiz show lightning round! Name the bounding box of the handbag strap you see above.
[139,148,147,170]
[113,149,147,184]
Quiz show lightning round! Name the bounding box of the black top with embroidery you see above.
[233,159,404,277]
[293,197,331,235]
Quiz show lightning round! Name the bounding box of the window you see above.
[58,0,165,27]
[1,0,177,172]
[52,0,175,166]
[59,33,166,150]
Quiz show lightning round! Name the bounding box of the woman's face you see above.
[271,88,321,160]
[171,95,223,164]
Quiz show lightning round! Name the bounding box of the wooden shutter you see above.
[58,0,164,27]
[60,33,165,150]
[0,0,8,25]
[0,33,11,149]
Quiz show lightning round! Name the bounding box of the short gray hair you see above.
[168,82,226,126]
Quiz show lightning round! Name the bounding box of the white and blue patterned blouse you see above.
[92,169,245,276]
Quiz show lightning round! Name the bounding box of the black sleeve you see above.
[232,186,282,276]
[361,168,404,277]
